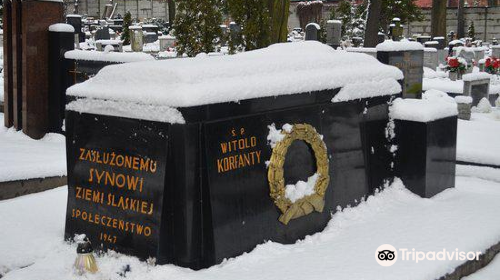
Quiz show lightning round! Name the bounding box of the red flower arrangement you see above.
[485,57,500,74]
[446,56,467,73]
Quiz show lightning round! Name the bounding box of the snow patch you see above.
[389,98,458,122]
[332,78,401,102]
[472,98,492,113]
[48,23,75,33]
[65,50,154,63]
[455,96,473,104]
[462,72,491,82]
[423,89,456,103]
[267,123,292,148]
[285,173,319,203]
[66,98,185,124]
[376,40,424,52]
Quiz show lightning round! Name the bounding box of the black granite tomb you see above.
[65,88,398,269]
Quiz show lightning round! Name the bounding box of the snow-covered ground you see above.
[0,114,66,181]
[457,110,500,166]
[2,175,500,280]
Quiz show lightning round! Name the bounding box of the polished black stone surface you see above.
[48,30,74,133]
[65,112,170,260]
[64,89,417,269]
[393,116,457,198]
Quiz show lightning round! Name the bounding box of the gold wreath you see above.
[267,124,330,225]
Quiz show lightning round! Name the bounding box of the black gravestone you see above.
[394,116,457,198]
[305,23,320,41]
[66,14,85,43]
[65,89,400,269]
[377,50,424,99]
[95,27,111,41]
[65,113,170,260]
[470,83,489,106]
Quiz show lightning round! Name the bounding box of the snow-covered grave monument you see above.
[63,42,458,269]
[376,41,424,99]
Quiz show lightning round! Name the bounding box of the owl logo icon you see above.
[378,250,395,261]
[375,244,398,266]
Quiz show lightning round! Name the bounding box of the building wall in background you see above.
[64,0,169,21]
[405,7,500,41]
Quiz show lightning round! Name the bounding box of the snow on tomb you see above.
[63,41,454,269]
[376,40,424,99]
[64,50,154,82]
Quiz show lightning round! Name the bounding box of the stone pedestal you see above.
[463,78,490,106]
[456,102,472,120]
[130,26,144,52]
[394,116,457,198]
[424,48,438,70]
[492,45,500,58]
[325,20,341,48]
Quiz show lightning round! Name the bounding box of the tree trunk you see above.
[268,0,290,43]
[431,0,447,39]
[168,0,175,23]
[457,0,465,38]
[364,0,382,47]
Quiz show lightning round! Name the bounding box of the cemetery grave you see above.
[4,2,500,278]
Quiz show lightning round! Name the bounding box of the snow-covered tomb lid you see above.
[67,41,403,109]
[389,98,458,123]
[376,40,424,52]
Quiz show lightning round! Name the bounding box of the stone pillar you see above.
[130,26,144,52]
[12,0,23,129]
[492,45,500,58]
[454,96,472,120]
[3,0,13,127]
[423,47,438,70]
[21,0,64,139]
[48,24,75,133]
[66,14,85,44]
[432,37,447,65]
[325,20,341,49]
